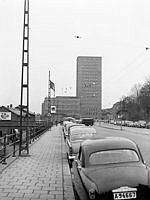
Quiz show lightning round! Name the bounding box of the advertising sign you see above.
[51,106,56,113]
[0,112,11,120]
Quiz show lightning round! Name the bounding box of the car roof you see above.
[67,123,84,131]
[70,124,85,128]
[69,124,85,131]
[70,126,96,134]
[81,137,141,167]
[81,117,93,120]
[66,122,76,128]
[64,121,72,125]
[82,137,138,153]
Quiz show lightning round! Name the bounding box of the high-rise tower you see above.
[76,56,102,119]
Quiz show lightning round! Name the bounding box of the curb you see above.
[61,126,75,200]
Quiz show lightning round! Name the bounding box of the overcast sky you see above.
[1,0,150,113]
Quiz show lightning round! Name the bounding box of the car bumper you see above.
[68,155,76,161]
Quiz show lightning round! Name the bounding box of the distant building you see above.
[0,105,36,136]
[41,56,102,120]
[76,56,102,119]
[41,96,80,122]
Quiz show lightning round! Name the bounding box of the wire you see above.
[110,49,148,82]
[106,48,150,86]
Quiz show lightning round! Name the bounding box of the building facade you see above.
[76,56,102,119]
[41,96,81,122]
[0,105,36,137]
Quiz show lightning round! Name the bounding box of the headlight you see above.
[89,182,97,199]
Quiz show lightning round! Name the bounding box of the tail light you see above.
[89,182,98,199]
[89,188,96,199]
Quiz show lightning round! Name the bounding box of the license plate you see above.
[113,191,136,199]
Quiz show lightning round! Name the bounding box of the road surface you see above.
[94,124,150,166]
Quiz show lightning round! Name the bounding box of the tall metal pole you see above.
[26,0,30,154]
[120,100,122,130]
[48,71,51,128]
[19,0,30,155]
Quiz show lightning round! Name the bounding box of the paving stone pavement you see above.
[0,125,75,200]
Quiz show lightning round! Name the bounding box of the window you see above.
[89,149,139,165]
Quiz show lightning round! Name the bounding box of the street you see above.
[94,124,150,166]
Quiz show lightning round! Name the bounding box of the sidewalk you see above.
[0,125,75,200]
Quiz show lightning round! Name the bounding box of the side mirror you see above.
[77,165,82,170]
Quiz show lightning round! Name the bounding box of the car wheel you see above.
[68,159,72,168]
[66,152,69,160]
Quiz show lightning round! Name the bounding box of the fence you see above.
[0,126,48,164]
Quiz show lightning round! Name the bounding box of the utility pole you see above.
[120,100,123,130]
[19,0,30,155]
[48,71,51,128]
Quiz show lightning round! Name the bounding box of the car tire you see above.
[68,159,72,168]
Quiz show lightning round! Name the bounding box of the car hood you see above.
[84,164,149,193]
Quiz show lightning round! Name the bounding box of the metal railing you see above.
[0,126,48,164]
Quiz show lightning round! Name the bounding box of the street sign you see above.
[51,106,56,113]
[0,112,11,120]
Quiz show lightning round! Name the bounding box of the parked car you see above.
[110,119,115,124]
[81,118,94,126]
[63,121,75,139]
[72,137,150,200]
[125,120,134,127]
[133,121,139,127]
[137,120,146,128]
[67,123,85,136]
[62,120,69,134]
[116,120,122,126]
[146,121,150,129]
[66,126,96,167]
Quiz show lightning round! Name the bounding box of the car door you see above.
[66,133,72,159]
[72,148,89,200]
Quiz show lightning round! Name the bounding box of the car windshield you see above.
[89,149,139,165]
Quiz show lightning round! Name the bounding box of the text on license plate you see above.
[113,191,136,199]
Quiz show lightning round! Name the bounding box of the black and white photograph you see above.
[0,0,150,199]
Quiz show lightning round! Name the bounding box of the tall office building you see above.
[76,56,102,119]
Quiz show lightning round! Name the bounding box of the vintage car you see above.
[63,121,74,139]
[63,122,85,140]
[72,137,150,200]
[81,118,94,126]
[66,126,96,167]
[67,123,85,136]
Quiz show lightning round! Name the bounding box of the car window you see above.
[89,149,139,165]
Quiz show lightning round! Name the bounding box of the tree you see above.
[120,96,142,121]
[130,83,142,99]
[138,80,150,120]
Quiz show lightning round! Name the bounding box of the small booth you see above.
[0,105,36,137]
